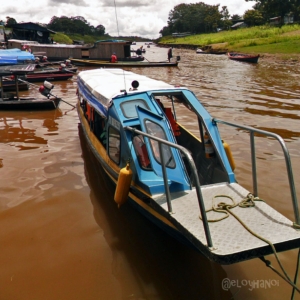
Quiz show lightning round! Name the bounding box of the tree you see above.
[166,2,223,34]
[243,9,264,26]
[231,14,242,22]
[220,6,232,30]
[6,17,17,26]
[47,16,101,36]
[245,0,299,22]
[159,26,171,37]
[95,25,105,36]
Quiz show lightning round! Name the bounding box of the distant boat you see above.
[196,48,226,55]
[70,58,178,68]
[131,49,146,54]
[228,52,260,63]
[196,48,206,54]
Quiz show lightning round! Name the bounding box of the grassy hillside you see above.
[157,24,300,59]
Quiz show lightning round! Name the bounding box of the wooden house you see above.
[8,22,55,44]
[7,39,132,61]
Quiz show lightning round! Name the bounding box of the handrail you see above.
[124,126,213,248]
[213,118,300,225]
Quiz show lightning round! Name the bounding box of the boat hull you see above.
[228,52,260,63]
[0,97,61,110]
[25,73,74,82]
[2,81,29,91]
[70,58,178,67]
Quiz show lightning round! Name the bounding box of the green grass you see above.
[157,24,300,57]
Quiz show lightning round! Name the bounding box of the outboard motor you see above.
[59,63,66,71]
[64,59,71,66]
[39,81,54,98]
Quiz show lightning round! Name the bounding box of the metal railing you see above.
[124,126,213,247]
[213,118,300,225]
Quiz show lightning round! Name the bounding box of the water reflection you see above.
[0,109,63,150]
[79,125,233,299]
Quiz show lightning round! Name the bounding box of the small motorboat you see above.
[24,64,77,82]
[76,67,300,292]
[0,65,61,110]
[227,52,260,63]
[0,64,61,110]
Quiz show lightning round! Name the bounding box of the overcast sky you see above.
[2,0,254,39]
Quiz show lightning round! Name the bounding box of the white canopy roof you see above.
[77,68,175,102]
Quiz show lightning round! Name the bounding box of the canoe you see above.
[70,58,178,67]
[76,68,300,272]
[228,52,260,63]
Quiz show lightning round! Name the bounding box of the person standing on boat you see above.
[167,47,173,62]
[136,46,143,56]
[110,52,118,63]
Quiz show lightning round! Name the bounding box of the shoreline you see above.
[157,43,300,65]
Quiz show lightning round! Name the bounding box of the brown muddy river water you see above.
[0,43,300,300]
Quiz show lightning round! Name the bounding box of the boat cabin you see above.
[77,69,234,196]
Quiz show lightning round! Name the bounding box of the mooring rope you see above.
[200,193,300,294]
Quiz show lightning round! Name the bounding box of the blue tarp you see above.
[0,48,35,64]
[0,57,18,65]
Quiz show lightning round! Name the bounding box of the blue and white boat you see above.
[0,48,35,65]
[76,68,300,287]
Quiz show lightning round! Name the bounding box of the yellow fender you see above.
[114,162,133,207]
[223,141,236,171]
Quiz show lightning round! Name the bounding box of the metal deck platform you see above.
[156,183,300,264]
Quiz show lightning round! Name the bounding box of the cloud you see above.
[2,0,254,39]
[49,0,87,5]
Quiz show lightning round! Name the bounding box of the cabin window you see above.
[133,135,151,170]
[145,119,175,168]
[108,126,120,164]
[120,100,149,118]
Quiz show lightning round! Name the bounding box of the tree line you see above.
[160,0,300,36]
[5,15,106,37]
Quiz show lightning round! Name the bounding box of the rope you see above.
[201,193,300,293]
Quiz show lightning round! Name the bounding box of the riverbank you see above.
[157,24,300,64]
[158,42,300,66]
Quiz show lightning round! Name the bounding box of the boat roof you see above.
[77,68,177,101]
